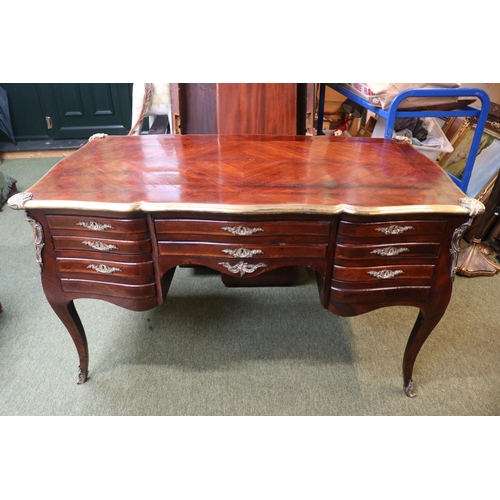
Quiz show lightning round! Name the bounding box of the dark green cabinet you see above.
[0,83,132,142]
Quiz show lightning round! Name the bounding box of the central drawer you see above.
[155,218,331,275]
[155,219,331,242]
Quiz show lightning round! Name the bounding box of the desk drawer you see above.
[329,285,431,304]
[53,235,151,255]
[61,279,157,299]
[335,242,440,261]
[47,215,148,236]
[56,257,154,281]
[155,219,331,241]
[158,241,327,259]
[333,264,435,283]
[338,220,447,240]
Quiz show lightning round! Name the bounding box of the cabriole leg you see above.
[403,304,447,398]
[48,300,89,384]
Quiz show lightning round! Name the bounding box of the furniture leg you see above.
[48,300,89,384]
[402,302,449,398]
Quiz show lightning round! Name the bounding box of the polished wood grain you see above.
[24,135,468,214]
[12,134,475,397]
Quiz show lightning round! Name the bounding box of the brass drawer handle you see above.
[222,248,264,258]
[375,225,414,236]
[218,261,267,276]
[82,241,119,252]
[87,264,122,274]
[221,225,264,236]
[77,221,114,231]
[370,247,410,257]
[367,269,405,279]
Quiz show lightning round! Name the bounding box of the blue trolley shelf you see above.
[317,83,490,195]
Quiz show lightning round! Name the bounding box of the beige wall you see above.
[462,83,500,105]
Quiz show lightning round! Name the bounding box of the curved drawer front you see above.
[155,219,331,241]
[338,220,447,240]
[56,257,154,281]
[335,242,440,261]
[333,264,435,283]
[329,285,431,304]
[60,279,157,299]
[158,241,327,259]
[53,235,152,255]
[47,215,148,236]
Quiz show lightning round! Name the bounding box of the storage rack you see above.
[317,83,490,194]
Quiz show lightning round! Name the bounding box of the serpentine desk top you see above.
[21,134,468,215]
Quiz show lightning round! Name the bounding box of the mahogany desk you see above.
[8,134,483,397]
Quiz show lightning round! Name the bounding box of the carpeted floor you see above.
[1,157,499,416]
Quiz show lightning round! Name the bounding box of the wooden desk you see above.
[8,134,483,397]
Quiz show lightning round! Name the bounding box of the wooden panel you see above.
[178,83,217,134]
[216,83,298,135]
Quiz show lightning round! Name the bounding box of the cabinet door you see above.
[0,83,132,142]
[0,83,51,141]
[37,84,132,139]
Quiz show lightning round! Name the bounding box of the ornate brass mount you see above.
[87,264,122,274]
[370,247,410,257]
[77,221,114,231]
[221,226,264,236]
[82,241,119,251]
[375,225,414,236]
[222,248,264,258]
[218,261,267,276]
[367,269,405,279]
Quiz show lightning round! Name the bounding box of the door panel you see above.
[39,83,132,139]
[0,83,132,142]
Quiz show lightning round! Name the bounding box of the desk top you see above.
[18,134,469,215]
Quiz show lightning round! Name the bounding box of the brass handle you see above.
[77,221,114,231]
[82,241,119,252]
[375,225,414,236]
[367,269,405,279]
[222,248,264,258]
[370,247,410,257]
[45,116,53,129]
[221,226,264,236]
[87,264,122,274]
[218,261,267,276]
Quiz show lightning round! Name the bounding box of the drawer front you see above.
[333,264,435,283]
[335,242,440,261]
[155,219,331,240]
[53,235,151,255]
[47,215,149,236]
[56,257,154,280]
[338,220,447,239]
[158,241,327,259]
[330,285,431,304]
[61,279,157,299]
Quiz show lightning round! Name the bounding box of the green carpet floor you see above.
[1,157,499,415]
